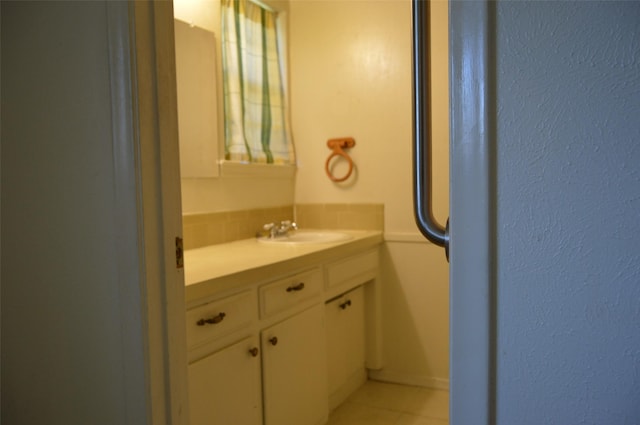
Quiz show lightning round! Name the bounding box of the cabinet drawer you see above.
[260,268,322,318]
[325,249,379,289]
[187,290,254,350]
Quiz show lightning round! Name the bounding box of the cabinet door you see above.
[188,336,262,425]
[261,304,328,425]
[326,286,366,408]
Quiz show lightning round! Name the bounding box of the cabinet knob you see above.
[286,282,305,292]
[269,336,278,346]
[339,299,352,310]
[249,347,259,357]
[196,312,226,326]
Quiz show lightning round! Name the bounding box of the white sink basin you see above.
[258,231,353,245]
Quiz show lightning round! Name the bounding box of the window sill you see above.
[218,160,296,180]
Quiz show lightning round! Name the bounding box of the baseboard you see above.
[367,369,450,391]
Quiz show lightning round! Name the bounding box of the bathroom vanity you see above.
[184,230,383,425]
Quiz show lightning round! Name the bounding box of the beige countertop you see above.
[184,230,383,304]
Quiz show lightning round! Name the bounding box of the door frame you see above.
[109,2,188,424]
[117,1,498,424]
[449,1,494,424]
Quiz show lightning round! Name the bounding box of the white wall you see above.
[290,0,450,387]
[494,2,640,423]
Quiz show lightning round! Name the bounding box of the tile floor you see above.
[326,380,449,425]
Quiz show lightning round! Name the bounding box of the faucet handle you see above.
[280,220,298,231]
[263,222,275,231]
[256,222,276,238]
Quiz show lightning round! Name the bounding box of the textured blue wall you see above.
[495,2,640,424]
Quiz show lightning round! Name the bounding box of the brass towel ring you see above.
[325,137,356,182]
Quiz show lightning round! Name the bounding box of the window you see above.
[221,0,294,165]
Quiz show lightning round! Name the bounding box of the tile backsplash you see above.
[182,205,294,250]
[182,203,383,250]
[295,203,384,232]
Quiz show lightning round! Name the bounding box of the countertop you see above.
[183,229,383,304]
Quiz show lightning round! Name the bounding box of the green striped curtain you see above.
[221,0,294,164]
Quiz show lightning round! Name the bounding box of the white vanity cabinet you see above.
[186,290,254,352]
[324,249,382,370]
[259,268,323,318]
[261,304,328,425]
[259,268,328,425]
[184,233,382,425]
[188,336,262,425]
[325,286,366,410]
[186,289,261,425]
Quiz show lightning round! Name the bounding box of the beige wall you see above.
[290,0,450,388]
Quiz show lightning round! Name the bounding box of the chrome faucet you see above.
[260,220,298,239]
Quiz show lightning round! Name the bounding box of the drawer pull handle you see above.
[286,282,305,292]
[249,347,259,357]
[196,312,226,326]
[269,336,278,346]
[339,300,352,310]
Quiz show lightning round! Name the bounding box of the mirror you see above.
[173,0,293,175]
[174,19,220,178]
